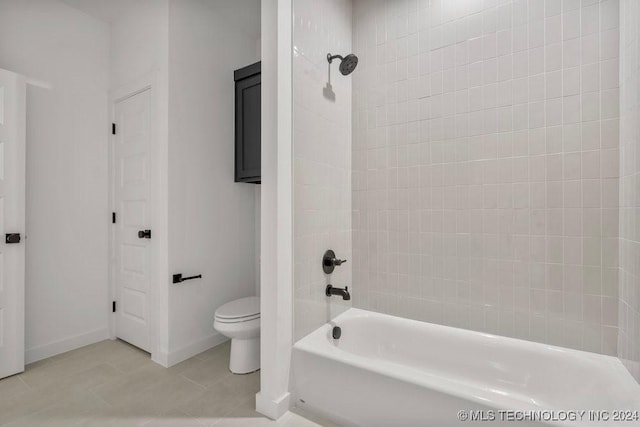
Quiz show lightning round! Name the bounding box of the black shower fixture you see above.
[327,53,359,75]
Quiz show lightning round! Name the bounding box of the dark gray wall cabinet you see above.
[234,61,261,183]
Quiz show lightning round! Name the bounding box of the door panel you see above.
[0,69,26,379]
[114,89,151,352]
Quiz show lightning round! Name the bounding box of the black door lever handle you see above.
[138,230,151,239]
[5,233,21,244]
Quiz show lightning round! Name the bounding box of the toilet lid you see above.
[215,296,260,319]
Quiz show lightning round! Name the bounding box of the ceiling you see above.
[60,0,261,40]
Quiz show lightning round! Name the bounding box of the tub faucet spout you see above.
[326,284,351,300]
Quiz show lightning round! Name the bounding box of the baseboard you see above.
[256,391,291,420]
[25,328,110,364]
[152,351,170,368]
[157,332,228,368]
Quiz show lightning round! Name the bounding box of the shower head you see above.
[327,53,359,75]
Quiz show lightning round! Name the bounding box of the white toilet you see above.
[213,296,260,374]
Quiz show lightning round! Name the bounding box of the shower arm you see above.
[327,53,344,64]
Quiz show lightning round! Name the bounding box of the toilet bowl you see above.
[214,296,260,374]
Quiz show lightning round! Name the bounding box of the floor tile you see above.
[0,387,61,425]
[91,363,175,407]
[193,341,231,362]
[179,353,231,389]
[219,371,260,397]
[178,378,248,419]
[0,375,30,401]
[3,391,109,427]
[143,409,208,427]
[0,339,330,427]
[73,405,154,427]
[110,373,207,417]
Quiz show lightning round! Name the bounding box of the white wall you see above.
[110,0,170,90]
[619,0,640,382]
[166,0,260,363]
[352,0,620,355]
[0,0,262,367]
[293,0,353,340]
[257,0,294,419]
[0,0,110,362]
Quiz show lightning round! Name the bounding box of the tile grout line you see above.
[16,374,33,392]
[88,388,114,408]
[178,373,209,391]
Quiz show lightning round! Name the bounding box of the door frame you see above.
[108,73,163,362]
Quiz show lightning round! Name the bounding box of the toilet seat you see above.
[215,313,260,323]
[215,296,260,323]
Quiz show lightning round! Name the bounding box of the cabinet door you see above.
[235,73,261,182]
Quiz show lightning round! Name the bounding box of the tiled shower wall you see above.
[293,0,353,340]
[618,0,640,380]
[352,0,620,354]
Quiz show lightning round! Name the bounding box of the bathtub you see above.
[292,308,640,427]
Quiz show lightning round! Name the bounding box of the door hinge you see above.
[112,123,116,135]
[112,301,116,313]
[112,212,116,224]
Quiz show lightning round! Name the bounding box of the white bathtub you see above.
[292,308,640,427]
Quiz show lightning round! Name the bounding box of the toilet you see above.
[214,296,260,374]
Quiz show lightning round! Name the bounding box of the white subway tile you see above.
[347,0,624,357]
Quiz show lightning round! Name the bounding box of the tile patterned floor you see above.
[0,339,334,427]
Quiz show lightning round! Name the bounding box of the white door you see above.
[114,89,152,352]
[0,69,26,379]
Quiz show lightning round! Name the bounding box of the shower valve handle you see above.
[323,249,347,274]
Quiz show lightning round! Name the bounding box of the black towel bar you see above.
[173,273,202,284]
